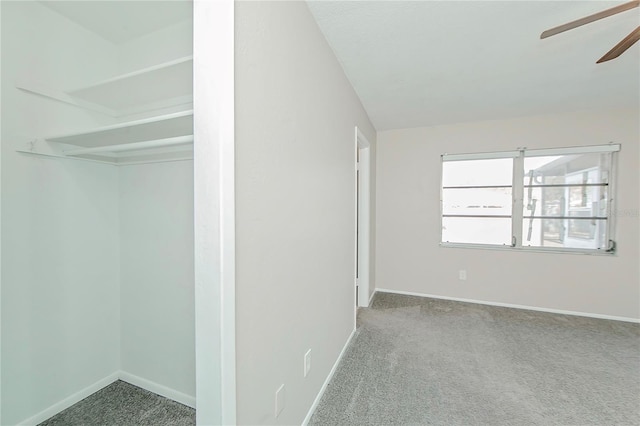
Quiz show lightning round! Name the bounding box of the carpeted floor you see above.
[309,292,640,426]
[38,380,195,426]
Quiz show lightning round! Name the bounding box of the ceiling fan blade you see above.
[596,26,640,63]
[540,0,639,39]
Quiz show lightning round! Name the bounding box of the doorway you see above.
[356,127,371,308]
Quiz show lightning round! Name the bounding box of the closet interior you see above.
[1,1,195,424]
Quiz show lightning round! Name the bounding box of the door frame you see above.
[356,127,371,308]
[194,1,236,424]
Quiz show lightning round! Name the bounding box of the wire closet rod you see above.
[63,135,194,156]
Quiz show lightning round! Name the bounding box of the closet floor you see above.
[38,380,195,426]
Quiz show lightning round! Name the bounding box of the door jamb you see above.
[194,1,236,424]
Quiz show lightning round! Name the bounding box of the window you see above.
[441,144,619,254]
[442,156,514,246]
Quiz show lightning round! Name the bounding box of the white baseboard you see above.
[18,372,120,426]
[17,371,195,425]
[118,371,196,408]
[368,289,376,306]
[301,327,357,426]
[375,288,640,323]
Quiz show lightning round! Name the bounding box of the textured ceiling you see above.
[307,1,640,130]
[40,1,192,44]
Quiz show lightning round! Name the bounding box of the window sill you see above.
[439,242,616,256]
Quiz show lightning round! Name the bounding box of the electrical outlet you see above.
[459,269,467,281]
[304,349,312,377]
[275,384,285,418]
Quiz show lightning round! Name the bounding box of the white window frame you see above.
[440,144,620,255]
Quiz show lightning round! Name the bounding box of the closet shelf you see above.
[47,110,193,147]
[16,56,193,116]
[66,56,193,115]
[18,110,194,166]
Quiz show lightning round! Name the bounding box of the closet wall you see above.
[119,161,195,399]
[0,2,194,424]
[115,12,195,402]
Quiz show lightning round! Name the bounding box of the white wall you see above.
[119,161,195,401]
[235,2,376,424]
[376,108,640,320]
[1,3,120,424]
[116,8,195,403]
[117,20,193,74]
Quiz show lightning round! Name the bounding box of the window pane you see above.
[442,217,512,245]
[443,158,513,187]
[524,153,611,186]
[522,152,611,250]
[522,218,608,250]
[521,186,608,218]
[443,188,512,216]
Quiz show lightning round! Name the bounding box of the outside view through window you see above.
[442,158,512,245]
[522,153,610,250]
[442,151,613,251]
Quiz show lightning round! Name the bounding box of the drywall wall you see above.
[0,2,120,424]
[119,161,195,401]
[117,19,193,74]
[376,108,640,320]
[116,6,195,406]
[235,2,376,424]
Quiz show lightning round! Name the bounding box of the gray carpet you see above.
[38,380,195,426]
[309,292,640,426]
